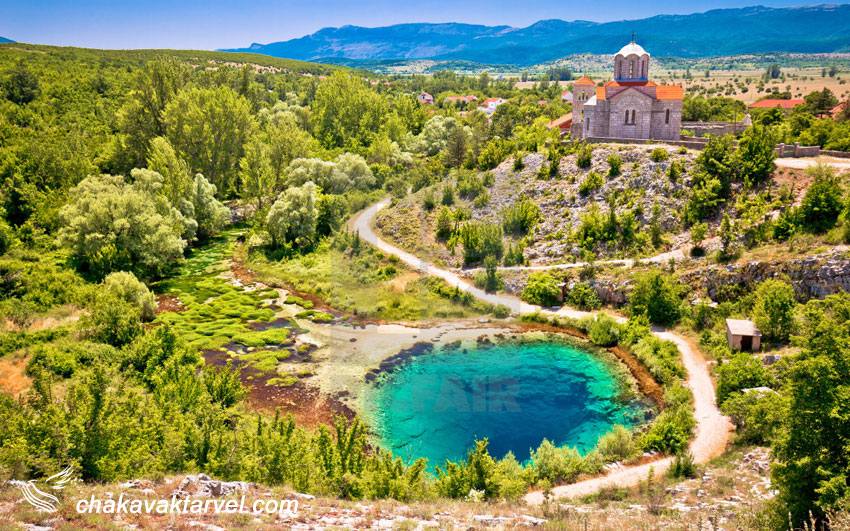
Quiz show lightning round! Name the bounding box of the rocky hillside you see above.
[376,144,698,269]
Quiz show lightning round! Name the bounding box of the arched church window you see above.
[665,109,670,124]
[629,61,634,78]
[631,110,636,124]
[624,110,629,124]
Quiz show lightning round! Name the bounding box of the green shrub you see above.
[596,425,636,462]
[503,242,525,267]
[568,282,602,311]
[285,295,314,309]
[629,271,681,326]
[639,406,694,454]
[512,152,525,171]
[460,222,503,264]
[575,143,593,169]
[435,206,454,239]
[751,279,797,343]
[84,295,143,347]
[649,148,669,162]
[441,186,455,206]
[492,305,511,319]
[578,171,604,196]
[800,163,842,233]
[607,154,622,177]
[520,272,561,307]
[668,451,697,479]
[530,439,584,484]
[588,313,621,347]
[102,271,157,321]
[501,199,540,234]
[716,352,774,405]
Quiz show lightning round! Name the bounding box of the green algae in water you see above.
[367,338,649,468]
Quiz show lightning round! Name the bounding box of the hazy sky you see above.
[0,0,831,50]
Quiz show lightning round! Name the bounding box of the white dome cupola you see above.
[614,34,650,81]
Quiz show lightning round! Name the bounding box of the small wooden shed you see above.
[725,319,762,352]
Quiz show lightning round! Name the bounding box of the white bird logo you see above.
[11,467,75,513]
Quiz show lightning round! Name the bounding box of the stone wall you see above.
[681,121,747,137]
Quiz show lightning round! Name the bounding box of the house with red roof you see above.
[417,92,434,105]
[830,101,849,120]
[748,99,804,112]
[546,113,573,133]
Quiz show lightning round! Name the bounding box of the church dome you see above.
[616,41,648,57]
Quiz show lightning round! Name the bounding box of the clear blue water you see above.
[367,338,648,468]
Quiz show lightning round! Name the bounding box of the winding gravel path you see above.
[351,198,731,503]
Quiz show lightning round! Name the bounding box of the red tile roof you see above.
[546,113,572,130]
[830,101,849,118]
[748,99,804,109]
[574,76,594,85]
[656,86,684,100]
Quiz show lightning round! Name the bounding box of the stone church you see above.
[571,39,683,141]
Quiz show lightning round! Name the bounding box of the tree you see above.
[239,139,276,211]
[690,222,708,254]
[736,124,775,187]
[804,88,839,115]
[721,390,786,445]
[773,295,850,526]
[312,72,389,149]
[163,86,255,195]
[117,57,190,168]
[266,182,318,248]
[187,174,229,241]
[102,271,157,321]
[444,124,471,168]
[146,136,192,209]
[800,162,843,233]
[752,279,797,343]
[316,193,348,237]
[285,154,375,195]
[629,271,681,326]
[58,174,187,278]
[2,62,40,105]
[695,134,737,195]
[718,214,738,260]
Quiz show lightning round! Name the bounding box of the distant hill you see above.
[0,37,14,44]
[223,4,850,65]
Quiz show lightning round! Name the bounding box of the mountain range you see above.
[223,4,850,66]
[0,37,14,44]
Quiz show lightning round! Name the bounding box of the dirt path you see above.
[351,199,732,503]
[776,156,850,172]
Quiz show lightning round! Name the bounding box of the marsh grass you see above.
[153,229,294,355]
[247,239,488,321]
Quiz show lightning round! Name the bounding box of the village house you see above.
[831,100,849,120]
[571,38,683,141]
[546,113,572,134]
[417,92,434,105]
[561,90,573,103]
[748,99,804,114]
[444,95,478,104]
[725,319,762,352]
[478,97,506,114]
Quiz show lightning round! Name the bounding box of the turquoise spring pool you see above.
[366,337,650,467]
